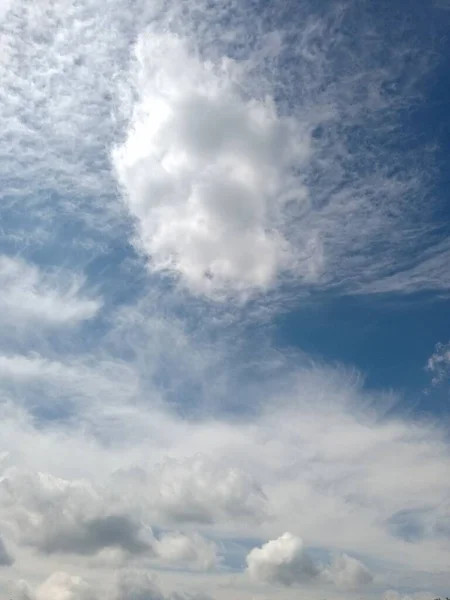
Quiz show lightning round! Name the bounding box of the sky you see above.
[1,0,450,599]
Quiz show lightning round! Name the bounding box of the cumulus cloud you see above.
[0,466,219,571]
[0,468,151,557]
[0,256,101,327]
[0,0,447,301]
[119,455,270,525]
[329,553,373,590]
[111,1,447,300]
[11,572,96,600]
[11,570,216,600]
[246,532,318,586]
[110,455,269,527]
[113,32,304,299]
[35,572,96,600]
[246,534,373,591]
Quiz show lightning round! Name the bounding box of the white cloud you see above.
[0,353,139,419]
[0,466,219,571]
[155,532,218,570]
[116,455,270,526]
[330,553,373,590]
[11,570,216,600]
[0,2,450,598]
[0,256,101,327]
[0,0,447,300]
[114,570,165,600]
[111,3,446,300]
[11,573,96,600]
[113,32,305,299]
[12,580,36,600]
[0,0,137,240]
[35,572,96,600]
[246,533,318,586]
[0,468,151,556]
[113,569,215,600]
[426,341,450,386]
[246,534,372,591]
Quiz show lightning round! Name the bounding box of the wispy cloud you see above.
[426,341,450,386]
[0,256,101,328]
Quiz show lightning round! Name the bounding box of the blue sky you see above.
[1,1,450,600]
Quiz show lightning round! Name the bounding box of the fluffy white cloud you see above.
[142,455,269,525]
[11,573,95,600]
[0,466,219,571]
[11,570,216,600]
[246,533,318,586]
[112,455,270,526]
[245,532,373,591]
[246,534,373,591]
[35,572,96,600]
[113,32,305,299]
[0,256,101,327]
[111,3,448,300]
[330,553,373,590]
[0,468,151,556]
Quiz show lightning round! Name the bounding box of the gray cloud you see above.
[0,535,13,566]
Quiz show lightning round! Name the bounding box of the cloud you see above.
[110,455,270,527]
[113,569,215,600]
[12,580,36,600]
[0,468,151,557]
[112,32,305,300]
[0,0,138,247]
[114,570,165,600]
[115,455,270,526]
[246,534,372,591]
[0,256,101,327]
[111,1,447,301]
[0,466,219,570]
[11,573,95,600]
[0,535,14,566]
[0,353,139,419]
[426,341,450,386]
[329,553,373,590]
[154,532,218,570]
[0,4,450,599]
[11,570,216,600]
[0,0,447,301]
[246,532,318,586]
[36,572,95,600]
[382,592,437,600]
